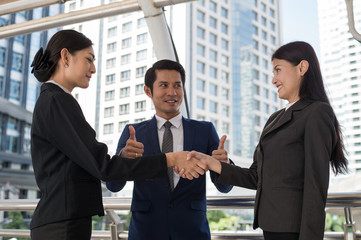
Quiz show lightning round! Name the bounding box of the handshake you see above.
[120,126,227,180]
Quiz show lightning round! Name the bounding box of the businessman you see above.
[106,59,233,240]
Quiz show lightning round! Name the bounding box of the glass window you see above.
[137,18,146,28]
[197,97,205,110]
[263,103,269,114]
[104,107,114,118]
[271,35,276,45]
[210,83,217,96]
[221,23,228,34]
[0,17,7,27]
[221,71,229,83]
[262,44,267,54]
[262,30,267,40]
[135,118,146,123]
[221,55,229,66]
[255,100,260,110]
[121,70,131,82]
[221,39,228,50]
[15,35,25,45]
[119,103,130,115]
[209,66,217,79]
[120,87,130,98]
[12,52,23,72]
[137,33,148,44]
[0,46,5,67]
[210,1,217,12]
[197,61,205,74]
[253,25,258,35]
[221,88,229,100]
[263,88,269,98]
[261,16,267,26]
[23,124,31,155]
[252,11,257,21]
[252,69,259,80]
[118,121,129,132]
[270,21,275,31]
[222,105,229,117]
[263,73,268,83]
[105,90,115,101]
[135,84,144,95]
[209,49,217,62]
[221,7,228,18]
[253,39,259,50]
[135,100,146,112]
[254,55,259,65]
[197,79,205,92]
[197,27,205,39]
[136,49,147,61]
[222,122,229,134]
[107,42,117,53]
[197,10,205,22]
[254,84,260,95]
[210,101,217,113]
[136,66,147,78]
[261,2,266,12]
[198,0,205,6]
[209,17,217,28]
[104,123,114,134]
[262,59,268,68]
[6,117,20,153]
[210,33,217,45]
[9,80,21,101]
[197,44,205,57]
[122,37,132,49]
[106,74,115,85]
[107,27,117,37]
[121,54,131,64]
[270,8,275,18]
[0,76,3,96]
[122,22,132,33]
[106,58,116,69]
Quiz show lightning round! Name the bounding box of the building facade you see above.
[318,0,361,176]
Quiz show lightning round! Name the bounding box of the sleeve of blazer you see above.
[106,125,131,192]
[208,123,233,193]
[299,103,335,240]
[47,94,167,181]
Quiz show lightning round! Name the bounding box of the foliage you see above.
[325,213,345,232]
[3,211,29,240]
[207,210,241,231]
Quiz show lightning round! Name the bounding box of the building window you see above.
[222,122,229,134]
[253,39,259,50]
[197,27,205,39]
[221,55,229,66]
[120,87,130,98]
[221,23,228,34]
[136,66,147,78]
[252,69,259,80]
[209,16,217,29]
[104,123,114,134]
[197,44,205,57]
[197,79,205,92]
[106,74,115,85]
[262,59,268,68]
[221,87,229,100]
[263,73,268,83]
[135,100,146,112]
[197,97,205,110]
[121,70,131,82]
[209,49,217,62]
[104,107,114,118]
[107,27,117,37]
[135,118,146,123]
[197,61,205,74]
[0,46,5,67]
[121,54,131,65]
[221,39,228,50]
[270,21,275,31]
[6,117,20,153]
[122,22,132,33]
[197,10,205,22]
[210,101,217,113]
[122,38,132,49]
[137,18,146,28]
[263,88,269,98]
[261,16,267,26]
[270,8,275,18]
[221,7,228,18]
[262,30,267,40]
[15,35,25,45]
[105,90,115,101]
[0,17,7,27]
[252,11,258,21]
[262,44,268,54]
[137,33,148,44]
[270,35,276,45]
[12,52,23,72]
[9,79,21,101]
[106,58,116,69]
[261,2,266,12]
[263,103,269,114]
[210,1,217,12]
[209,33,217,45]
[118,121,129,132]
[255,100,260,110]
[119,104,130,115]
[209,66,217,79]
[221,71,229,83]
[135,84,144,95]
[209,83,217,96]
[107,42,117,53]
[253,25,258,35]
[0,76,3,97]
[136,49,147,61]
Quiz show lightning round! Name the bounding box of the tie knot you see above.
[164,121,172,129]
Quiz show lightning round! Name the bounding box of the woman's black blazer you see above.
[30,83,167,229]
[217,100,337,240]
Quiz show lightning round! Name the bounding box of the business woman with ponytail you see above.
[29,29,205,240]
[189,41,348,240]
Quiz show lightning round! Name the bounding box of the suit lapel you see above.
[182,117,194,151]
[145,116,161,154]
[261,100,311,139]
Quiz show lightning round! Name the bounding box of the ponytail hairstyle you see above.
[272,41,348,175]
[31,29,93,82]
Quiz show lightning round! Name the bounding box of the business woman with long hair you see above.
[189,41,348,240]
[30,29,204,240]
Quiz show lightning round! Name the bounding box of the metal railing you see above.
[1,193,361,239]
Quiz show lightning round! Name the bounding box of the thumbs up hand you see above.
[211,135,228,163]
[120,125,144,158]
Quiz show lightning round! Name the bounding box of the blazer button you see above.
[168,203,173,208]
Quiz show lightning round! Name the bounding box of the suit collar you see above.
[261,100,312,139]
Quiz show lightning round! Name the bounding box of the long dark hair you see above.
[272,41,348,175]
[31,29,93,82]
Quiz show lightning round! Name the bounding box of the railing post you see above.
[106,210,124,240]
[344,207,356,240]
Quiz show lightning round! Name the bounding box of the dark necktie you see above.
[162,121,174,191]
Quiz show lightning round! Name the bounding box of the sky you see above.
[280,0,320,55]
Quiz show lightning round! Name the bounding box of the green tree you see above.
[3,211,29,240]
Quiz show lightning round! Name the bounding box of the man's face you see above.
[145,69,184,120]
